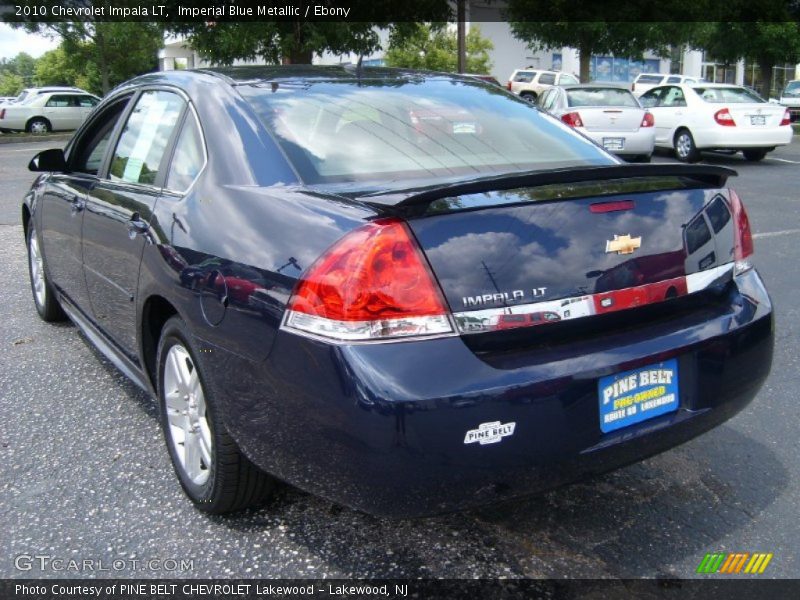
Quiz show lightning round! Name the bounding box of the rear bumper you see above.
[581,127,656,156]
[693,126,793,149]
[208,269,773,517]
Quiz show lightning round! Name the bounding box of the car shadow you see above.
[216,424,787,578]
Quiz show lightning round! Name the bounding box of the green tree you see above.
[697,21,800,96]
[2,53,37,86]
[385,24,494,73]
[0,72,25,96]
[13,19,162,94]
[505,1,707,82]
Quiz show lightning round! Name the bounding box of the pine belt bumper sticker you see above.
[598,358,679,433]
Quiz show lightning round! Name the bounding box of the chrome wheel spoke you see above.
[163,343,212,486]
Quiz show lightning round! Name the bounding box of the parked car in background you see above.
[631,73,704,97]
[779,80,800,122]
[12,86,90,105]
[639,83,793,162]
[507,68,579,102]
[22,67,773,517]
[0,91,100,133]
[539,84,655,162]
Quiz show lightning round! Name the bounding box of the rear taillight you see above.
[714,108,736,126]
[284,218,453,341]
[0,109,5,119]
[631,83,635,92]
[506,81,512,91]
[728,189,754,275]
[641,112,654,127]
[780,109,791,126]
[561,112,584,127]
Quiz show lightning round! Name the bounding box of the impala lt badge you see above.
[606,234,642,255]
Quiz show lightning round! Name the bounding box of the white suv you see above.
[507,69,579,102]
[631,73,704,97]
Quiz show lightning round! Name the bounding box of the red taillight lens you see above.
[641,112,654,127]
[728,189,753,274]
[714,108,736,126]
[631,83,636,92]
[0,109,5,119]
[506,81,512,91]
[284,218,453,341]
[561,112,583,127]
[780,109,791,126]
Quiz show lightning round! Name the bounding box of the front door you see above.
[82,89,187,358]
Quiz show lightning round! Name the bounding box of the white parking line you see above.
[768,157,800,164]
[753,229,800,239]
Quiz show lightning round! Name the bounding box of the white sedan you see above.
[538,84,655,162]
[0,91,100,133]
[639,83,793,162]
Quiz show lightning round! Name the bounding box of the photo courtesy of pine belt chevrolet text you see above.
[21,66,774,517]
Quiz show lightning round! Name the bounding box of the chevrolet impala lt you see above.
[22,67,773,517]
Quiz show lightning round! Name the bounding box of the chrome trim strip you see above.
[453,263,735,335]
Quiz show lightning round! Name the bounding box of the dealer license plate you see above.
[603,137,625,150]
[750,115,766,126]
[598,358,679,433]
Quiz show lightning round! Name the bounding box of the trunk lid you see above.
[724,104,785,128]
[576,107,644,133]
[361,166,738,336]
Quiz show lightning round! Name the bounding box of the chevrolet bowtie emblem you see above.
[606,234,642,255]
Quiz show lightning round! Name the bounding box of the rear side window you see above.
[667,76,681,83]
[78,96,99,107]
[46,95,76,108]
[513,71,537,83]
[685,215,712,255]
[166,112,205,191]
[706,196,732,234]
[110,90,185,185]
[539,73,556,85]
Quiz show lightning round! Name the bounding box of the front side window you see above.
[238,78,616,185]
[70,97,131,175]
[660,87,687,107]
[109,90,185,185]
[638,87,665,108]
[78,96,99,107]
[166,112,205,191]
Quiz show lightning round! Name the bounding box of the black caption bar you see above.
[2,579,800,600]
[3,0,799,23]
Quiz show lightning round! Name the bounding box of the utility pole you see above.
[457,0,466,74]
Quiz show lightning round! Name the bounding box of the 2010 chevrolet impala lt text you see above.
[22,67,773,517]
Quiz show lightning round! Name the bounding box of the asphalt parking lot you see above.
[1,137,798,579]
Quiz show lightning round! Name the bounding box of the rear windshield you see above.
[636,75,663,84]
[783,81,800,95]
[694,87,764,103]
[513,71,537,82]
[238,77,615,185]
[567,88,639,107]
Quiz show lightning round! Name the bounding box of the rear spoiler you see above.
[361,164,737,208]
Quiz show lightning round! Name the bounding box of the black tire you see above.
[742,149,768,162]
[626,154,652,163]
[26,221,67,322]
[156,316,275,513]
[673,128,700,163]
[520,91,538,103]
[26,118,51,134]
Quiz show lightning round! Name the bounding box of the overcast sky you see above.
[0,24,58,61]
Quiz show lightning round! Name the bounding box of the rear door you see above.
[43,94,81,130]
[81,89,187,358]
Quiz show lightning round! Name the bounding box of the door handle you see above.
[127,213,149,239]
[70,195,85,215]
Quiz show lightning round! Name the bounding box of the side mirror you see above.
[29,148,67,172]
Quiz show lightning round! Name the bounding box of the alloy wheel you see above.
[28,231,46,308]
[163,344,212,485]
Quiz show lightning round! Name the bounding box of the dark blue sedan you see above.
[22,67,773,517]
